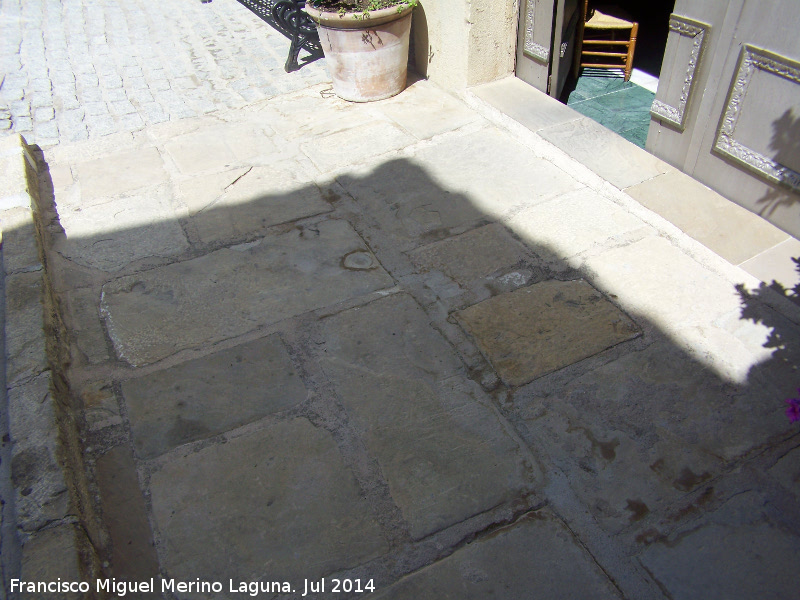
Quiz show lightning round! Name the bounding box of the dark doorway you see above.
[559,1,675,147]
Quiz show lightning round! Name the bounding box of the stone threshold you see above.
[0,134,102,593]
[464,77,800,298]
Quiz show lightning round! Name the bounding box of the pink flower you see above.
[787,393,800,423]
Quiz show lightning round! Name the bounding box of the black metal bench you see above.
[236,0,322,72]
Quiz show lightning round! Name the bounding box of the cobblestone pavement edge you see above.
[0,0,329,147]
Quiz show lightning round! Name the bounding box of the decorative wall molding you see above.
[650,15,710,131]
[523,0,549,62]
[714,45,800,193]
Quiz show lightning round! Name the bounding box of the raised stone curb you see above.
[0,134,101,596]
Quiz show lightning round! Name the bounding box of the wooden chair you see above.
[575,1,638,81]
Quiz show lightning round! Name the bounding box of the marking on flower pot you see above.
[362,30,384,49]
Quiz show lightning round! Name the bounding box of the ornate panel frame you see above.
[650,15,710,131]
[714,45,800,193]
[523,0,549,63]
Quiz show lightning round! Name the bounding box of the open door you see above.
[648,0,800,237]
[516,0,581,98]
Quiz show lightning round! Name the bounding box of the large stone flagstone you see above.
[94,446,159,582]
[53,186,189,272]
[520,394,723,534]
[412,128,584,220]
[335,129,583,248]
[376,81,481,140]
[625,170,788,266]
[638,492,799,600]
[374,510,621,599]
[186,163,333,245]
[75,146,168,200]
[538,117,670,189]
[100,219,393,365]
[456,279,640,386]
[525,340,796,464]
[408,223,530,285]
[506,187,649,261]
[162,121,279,176]
[121,335,307,458]
[319,294,538,540]
[5,272,47,386]
[149,419,388,591]
[0,207,40,274]
[300,120,415,173]
[584,236,776,382]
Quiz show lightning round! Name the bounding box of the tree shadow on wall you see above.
[754,108,800,218]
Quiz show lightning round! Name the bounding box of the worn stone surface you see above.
[639,492,800,600]
[95,446,160,582]
[739,236,800,294]
[149,418,388,586]
[506,187,650,261]
[319,294,538,540]
[174,167,251,216]
[0,255,15,595]
[377,80,481,140]
[19,525,83,599]
[0,207,41,273]
[518,340,795,494]
[79,382,122,432]
[122,335,307,458]
[101,219,394,365]
[408,223,530,285]
[5,271,47,386]
[769,444,800,497]
[186,163,333,245]
[336,159,487,248]
[8,374,70,531]
[163,122,278,175]
[336,130,583,250]
[584,236,775,382]
[374,510,621,599]
[53,185,189,272]
[520,387,723,534]
[300,120,416,173]
[61,286,109,364]
[585,236,743,327]
[7,17,800,595]
[47,164,74,192]
[456,279,640,386]
[539,117,670,189]
[74,146,167,200]
[414,128,584,221]
[0,135,38,205]
[625,170,789,266]
[471,77,584,132]
[254,88,369,142]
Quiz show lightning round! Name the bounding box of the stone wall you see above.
[0,134,102,597]
[413,0,519,89]
[466,0,520,86]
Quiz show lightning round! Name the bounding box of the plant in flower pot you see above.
[305,0,417,102]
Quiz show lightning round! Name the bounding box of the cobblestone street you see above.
[0,0,328,147]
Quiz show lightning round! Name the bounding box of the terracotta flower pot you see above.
[305,3,414,102]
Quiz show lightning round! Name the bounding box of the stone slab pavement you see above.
[1,1,799,597]
[11,74,795,600]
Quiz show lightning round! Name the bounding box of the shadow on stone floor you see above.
[9,144,800,598]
